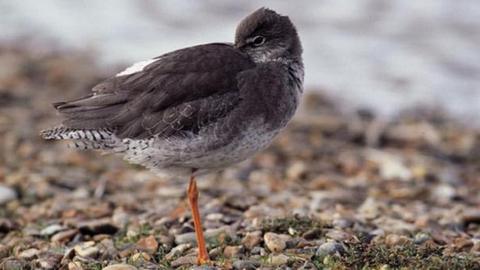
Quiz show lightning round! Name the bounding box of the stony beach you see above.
[0,46,479,269]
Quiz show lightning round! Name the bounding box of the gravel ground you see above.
[0,46,479,270]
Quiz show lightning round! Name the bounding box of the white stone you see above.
[0,185,16,204]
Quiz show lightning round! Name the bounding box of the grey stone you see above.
[41,224,66,236]
[165,243,191,260]
[316,241,345,259]
[264,232,289,253]
[0,185,16,204]
[102,264,138,270]
[241,231,262,249]
[175,226,234,245]
[269,253,289,266]
[233,260,260,270]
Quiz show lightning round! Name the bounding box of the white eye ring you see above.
[250,36,266,47]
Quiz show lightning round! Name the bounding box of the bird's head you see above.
[234,8,302,63]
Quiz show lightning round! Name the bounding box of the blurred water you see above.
[1,0,479,122]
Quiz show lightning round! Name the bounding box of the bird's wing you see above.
[53,43,255,139]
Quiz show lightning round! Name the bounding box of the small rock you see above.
[298,261,317,270]
[67,261,83,270]
[414,232,431,244]
[191,266,218,270]
[175,226,234,245]
[325,229,352,241]
[74,241,99,258]
[18,248,39,260]
[463,209,480,226]
[316,241,345,259]
[131,252,152,262]
[136,235,158,252]
[102,264,138,270]
[208,246,223,258]
[241,231,262,249]
[157,234,174,246]
[250,246,265,255]
[2,259,26,270]
[223,245,244,258]
[165,243,191,260]
[432,184,456,203]
[36,253,62,269]
[233,259,260,270]
[112,209,130,228]
[287,161,307,180]
[0,185,16,204]
[385,234,410,247]
[269,253,289,266]
[170,255,197,267]
[0,218,16,233]
[78,218,118,235]
[358,197,383,219]
[302,228,322,240]
[367,150,411,181]
[332,218,353,229]
[52,229,78,243]
[41,224,66,236]
[264,232,288,253]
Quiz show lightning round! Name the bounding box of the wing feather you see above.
[53,43,254,139]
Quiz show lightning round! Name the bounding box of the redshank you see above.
[42,7,303,264]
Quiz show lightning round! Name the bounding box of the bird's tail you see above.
[40,126,117,150]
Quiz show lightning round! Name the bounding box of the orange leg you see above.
[187,173,210,264]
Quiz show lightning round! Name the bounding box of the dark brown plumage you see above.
[54,44,255,139]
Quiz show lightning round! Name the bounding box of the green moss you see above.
[313,241,479,270]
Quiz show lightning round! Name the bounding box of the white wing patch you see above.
[116,58,157,77]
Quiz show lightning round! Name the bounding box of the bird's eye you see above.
[251,36,266,47]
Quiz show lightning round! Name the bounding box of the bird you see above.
[41,7,303,264]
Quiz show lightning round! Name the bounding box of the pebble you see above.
[136,235,158,252]
[51,229,78,243]
[269,253,289,266]
[191,266,218,270]
[1,259,26,270]
[0,185,16,204]
[367,150,412,181]
[131,252,151,262]
[241,231,262,249]
[165,243,191,260]
[112,209,130,228]
[223,245,244,258]
[250,246,266,256]
[302,228,322,240]
[233,259,260,270]
[41,224,66,236]
[74,241,99,258]
[78,218,118,235]
[385,234,411,247]
[170,255,197,267]
[287,161,307,180]
[316,241,345,259]
[36,253,62,269]
[0,218,16,233]
[264,232,288,253]
[18,248,39,260]
[414,232,431,244]
[102,264,138,270]
[175,226,234,245]
[462,209,480,226]
[325,229,352,241]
